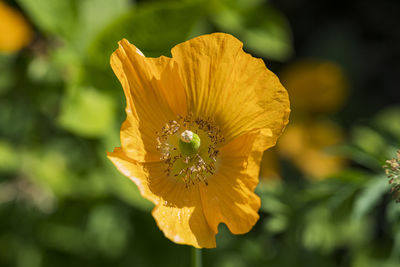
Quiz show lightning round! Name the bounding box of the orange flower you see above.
[278,119,346,180]
[259,60,348,181]
[280,60,348,113]
[107,33,290,248]
[259,148,281,181]
[0,1,32,53]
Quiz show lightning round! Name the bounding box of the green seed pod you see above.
[179,130,201,156]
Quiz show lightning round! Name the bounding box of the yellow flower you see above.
[107,33,290,248]
[280,60,348,113]
[259,59,348,181]
[0,1,32,53]
[259,148,281,181]
[278,119,346,180]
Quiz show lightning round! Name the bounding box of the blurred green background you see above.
[1,0,400,266]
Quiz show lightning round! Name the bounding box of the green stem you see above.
[191,247,202,267]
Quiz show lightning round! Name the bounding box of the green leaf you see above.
[352,176,389,220]
[0,55,15,95]
[75,0,132,52]
[211,0,293,61]
[20,147,71,197]
[302,206,368,253]
[264,214,288,233]
[17,0,78,40]
[302,170,367,204]
[38,223,87,254]
[351,126,387,157]
[387,201,400,224]
[58,86,115,138]
[374,106,400,142]
[0,140,18,172]
[243,28,293,61]
[86,205,129,257]
[18,0,131,50]
[259,192,289,215]
[88,1,204,67]
[335,144,382,171]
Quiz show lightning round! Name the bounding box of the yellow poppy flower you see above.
[0,1,32,53]
[107,33,290,248]
[278,119,346,180]
[280,60,348,113]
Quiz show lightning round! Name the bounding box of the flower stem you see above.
[191,247,202,267]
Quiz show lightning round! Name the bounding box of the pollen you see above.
[156,115,224,187]
[180,130,194,143]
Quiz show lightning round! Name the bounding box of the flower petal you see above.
[111,39,187,162]
[152,185,216,248]
[107,147,158,203]
[199,130,270,234]
[171,33,290,144]
[154,59,187,117]
[107,148,216,248]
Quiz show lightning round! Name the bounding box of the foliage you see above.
[0,0,399,266]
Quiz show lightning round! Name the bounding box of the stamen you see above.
[155,115,224,187]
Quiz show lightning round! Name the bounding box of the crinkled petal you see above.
[199,129,270,234]
[107,148,216,248]
[107,147,158,203]
[111,39,187,162]
[152,185,216,248]
[171,33,290,144]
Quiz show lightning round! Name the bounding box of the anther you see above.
[156,115,223,187]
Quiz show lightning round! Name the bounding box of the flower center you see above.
[179,130,200,156]
[156,115,224,187]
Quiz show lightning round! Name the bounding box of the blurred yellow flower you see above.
[0,1,32,53]
[260,60,348,181]
[107,33,290,248]
[259,148,281,181]
[278,119,346,180]
[280,60,348,113]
